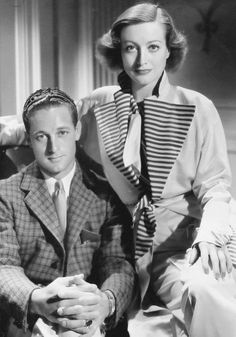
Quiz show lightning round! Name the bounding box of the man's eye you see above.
[57,130,69,137]
[35,134,47,142]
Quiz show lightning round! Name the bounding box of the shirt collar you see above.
[42,162,76,198]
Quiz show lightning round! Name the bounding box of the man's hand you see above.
[56,276,110,336]
[189,241,233,279]
[30,275,84,324]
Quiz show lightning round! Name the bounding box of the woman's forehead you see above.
[120,21,167,43]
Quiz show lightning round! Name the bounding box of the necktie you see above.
[53,180,67,233]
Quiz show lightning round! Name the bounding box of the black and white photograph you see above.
[0,1,236,336]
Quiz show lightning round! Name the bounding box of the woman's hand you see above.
[189,242,233,279]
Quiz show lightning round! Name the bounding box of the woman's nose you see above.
[136,48,148,66]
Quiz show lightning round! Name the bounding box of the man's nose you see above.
[47,136,58,153]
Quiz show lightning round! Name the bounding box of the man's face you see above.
[28,104,80,179]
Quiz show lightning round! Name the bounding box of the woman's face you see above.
[120,21,170,92]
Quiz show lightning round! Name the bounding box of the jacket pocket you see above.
[80,229,101,244]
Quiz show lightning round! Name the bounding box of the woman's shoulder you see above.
[162,75,214,111]
[174,85,221,127]
[90,85,120,103]
[77,85,120,117]
[175,85,213,107]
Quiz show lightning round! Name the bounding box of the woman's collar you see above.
[117,71,167,98]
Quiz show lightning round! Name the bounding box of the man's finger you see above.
[58,286,98,300]
[58,317,98,335]
[57,304,97,318]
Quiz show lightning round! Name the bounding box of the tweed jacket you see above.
[0,160,135,334]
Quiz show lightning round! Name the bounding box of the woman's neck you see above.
[132,81,157,102]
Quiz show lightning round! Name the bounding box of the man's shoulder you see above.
[0,161,36,194]
[75,158,114,203]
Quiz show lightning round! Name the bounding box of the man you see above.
[0,88,135,337]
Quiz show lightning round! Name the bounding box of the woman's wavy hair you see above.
[96,2,188,72]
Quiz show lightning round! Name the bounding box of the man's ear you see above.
[26,133,32,147]
[75,121,81,141]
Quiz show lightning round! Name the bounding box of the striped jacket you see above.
[78,72,233,259]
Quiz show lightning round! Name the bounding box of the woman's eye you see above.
[148,44,160,51]
[125,45,136,52]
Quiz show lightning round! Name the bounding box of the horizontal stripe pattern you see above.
[144,99,195,202]
[134,196,157,259]
[135,100,195,259]
[227,231,236,265]
[95,91,143,187]
[95,92,196,259]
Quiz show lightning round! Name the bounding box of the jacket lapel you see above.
[143,96,195,201]
[94,91,142,188]
[21,162,65,244]
[66,163,96,252]
[95,73,196,202]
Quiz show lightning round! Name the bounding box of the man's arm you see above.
[0,185,80,332]
[54,194,136,335]
[0,189,39,330]
[96,193,135,322]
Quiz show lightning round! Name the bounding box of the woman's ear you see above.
[166,48,170,60]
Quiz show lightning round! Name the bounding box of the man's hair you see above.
[23,88,78,133]
[96,2,188,72]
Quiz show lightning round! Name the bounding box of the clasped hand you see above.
[189,241,233,279]
[30,275,110,335]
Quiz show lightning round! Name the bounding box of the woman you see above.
[77,3,236,337]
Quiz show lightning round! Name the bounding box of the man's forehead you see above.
[29,105,74,128]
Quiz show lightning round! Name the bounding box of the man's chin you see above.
[40,166,63,178]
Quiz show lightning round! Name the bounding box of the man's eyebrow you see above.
[56,126,72,130]
[30,130,47,136]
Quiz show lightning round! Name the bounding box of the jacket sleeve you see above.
[192,98,233,246]
[94,193,136,327]
[76,85,120,118]
[0,190,38,331]
[0,86,121,147]
[0,121,27,146]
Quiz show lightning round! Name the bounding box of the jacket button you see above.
[51,261,58,269]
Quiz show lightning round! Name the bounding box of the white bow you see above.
[123,112,142,172]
